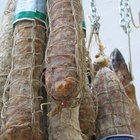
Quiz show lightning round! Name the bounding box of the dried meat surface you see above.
[0,0,17,126]
[94,67,132,139]
[45,0,89,140]
[0,20,46,140]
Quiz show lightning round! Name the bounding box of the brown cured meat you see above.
[110,48,140,139]
[79,88,97,138]
[45,0,83,101]
[94,67,132,140]
[79,51,97,139]
[45,0,86,140]
[0,20,46,140]
[110,48,137,105]
[47,94,83,140]
[0,0,16,126]
[129,101,140,139]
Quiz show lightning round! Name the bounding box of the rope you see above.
[95,34,105,56]
[87,26,95,51]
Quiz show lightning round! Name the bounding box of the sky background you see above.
[0,0,140,107]
[0,0,7,21]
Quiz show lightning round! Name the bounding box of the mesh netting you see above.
[0,0,17,127]
[109,48,138,106]
[109,49,140,139]
[79,88,97,137]
[45,0,84,101]
[129,100,140,139]
[44,0,98,139]
[79,50,98,138]
[0,20,47,140]
[94,67,132,140]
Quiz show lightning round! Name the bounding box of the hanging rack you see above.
[87,0,109,68]
[87,0,100,51]
[88,0,106,55]
[119,0,140,78]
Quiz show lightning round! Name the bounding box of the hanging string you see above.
[95,34,105,56]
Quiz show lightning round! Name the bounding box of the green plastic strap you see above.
[36,11,46,21]
[14,11,46,23]
[14,11,36,21]
[82,20,86,30]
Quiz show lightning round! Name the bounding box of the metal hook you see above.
[130,7,140,28]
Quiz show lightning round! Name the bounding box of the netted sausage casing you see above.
[1,20,46,140]
[45,0,83,101]
[0,0,16,126]
[79,88,97,137]
[94,67,132,139]
[45,0,86,140]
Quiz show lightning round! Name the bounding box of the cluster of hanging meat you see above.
[0,0,140,140]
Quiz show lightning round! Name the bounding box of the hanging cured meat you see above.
[79,50,97,139]
[129,101,140,140]
[110,48,137,105]
[79,87,97,139]
[94,65,132,139]
[110,48,140,139]
[45,0,83,101]
[0,0,47,139]
[0,0,16,127]
[0,20,46,140]
[45,0,92,139]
